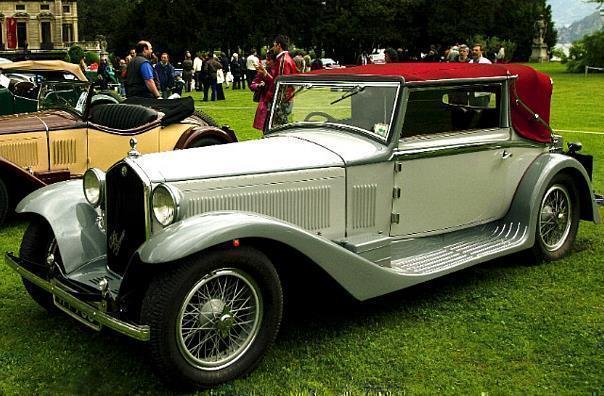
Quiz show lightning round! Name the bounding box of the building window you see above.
[17,22,27,48]
[41,22,52,43]
[41,4,50,11]
[63,5,70,14]
[62,23,73,43]
[16,4,26,11]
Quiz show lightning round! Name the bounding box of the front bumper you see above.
[5,252,150,342]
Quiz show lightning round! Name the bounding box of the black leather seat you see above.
[89,104,158,130]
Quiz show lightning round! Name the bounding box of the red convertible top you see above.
[312,63,553,143]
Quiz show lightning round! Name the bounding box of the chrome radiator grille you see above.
[105,162,147,275]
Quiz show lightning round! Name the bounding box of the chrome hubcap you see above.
[177,269,263,370]
[539,185,572,251]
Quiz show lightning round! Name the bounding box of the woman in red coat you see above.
[250,53,276,131]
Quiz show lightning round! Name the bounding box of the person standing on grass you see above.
[182,51,194,92]
[155,52,175,98]
[125,40,161,99]
[246,49,259,89]
[250,52,276,132]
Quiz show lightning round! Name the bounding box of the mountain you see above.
[548,0,600,27]
[557,11,603,43]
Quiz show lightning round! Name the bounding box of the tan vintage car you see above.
[0,80,236,225]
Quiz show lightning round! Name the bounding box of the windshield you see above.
[38,81,90,115]
[268,82,399,141]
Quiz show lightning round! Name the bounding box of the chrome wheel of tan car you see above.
[176,268,263,370]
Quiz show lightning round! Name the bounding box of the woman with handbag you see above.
[250,53,276,132]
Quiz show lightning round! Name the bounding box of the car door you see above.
[390,83,512,237]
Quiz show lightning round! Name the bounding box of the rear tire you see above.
[531,173,580,261]
[0,177,9,227]
[189,136,223,148]
[19,217,61,312]
[141,247,283,389]
[193,111,219,128]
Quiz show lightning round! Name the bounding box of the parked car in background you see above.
[369,48,386,64]
[5,63,601,389]
[0,60,121,116]
[0,83,237,226]
[320,57,345,69]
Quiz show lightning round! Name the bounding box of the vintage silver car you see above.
[5,63,601,389]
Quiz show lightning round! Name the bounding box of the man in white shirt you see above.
[193,53,203,91]
[246,49,259,89]
[471,44,492,64]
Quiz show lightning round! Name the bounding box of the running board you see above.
[390,222,529,276]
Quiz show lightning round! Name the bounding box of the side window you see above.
[401,84,502,139]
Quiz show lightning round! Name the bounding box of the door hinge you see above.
[394,162,403,172]
[393,187,401,199]
[391,213,400,224]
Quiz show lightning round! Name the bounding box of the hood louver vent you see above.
[187,186,331,231]
[0,140,39,167]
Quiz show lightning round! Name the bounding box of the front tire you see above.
[19,217,61,312]
[532,174,580,261]
[141,247,283,389]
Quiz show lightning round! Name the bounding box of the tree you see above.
[78,0,556,62]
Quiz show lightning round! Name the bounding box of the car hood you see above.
[131,135,345,182]
[0,110,82,135]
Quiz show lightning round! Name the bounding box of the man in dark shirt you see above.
[125,40,161,99]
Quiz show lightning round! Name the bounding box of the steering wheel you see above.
[303,111,336,122]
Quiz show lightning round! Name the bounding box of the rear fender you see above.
[15,180,106,274]
[137,211,404,301]
[504,152,600,245]
[174,125,237,149]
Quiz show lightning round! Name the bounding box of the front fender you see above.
[505,152,601,245]
[16,180,106,274]
[137,211,408,301]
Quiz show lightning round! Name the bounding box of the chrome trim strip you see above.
[5,252,150,342]
[405,75,518,87]
[392,140,545,160]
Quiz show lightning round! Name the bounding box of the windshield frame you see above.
[267,78,402,143]
[37,80,91,116]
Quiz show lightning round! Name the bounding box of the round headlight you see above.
[83,168,105,208]
[152,184,181,226]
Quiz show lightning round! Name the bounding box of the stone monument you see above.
[530,14,548,63]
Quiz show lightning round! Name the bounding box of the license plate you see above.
[53,295,102,331]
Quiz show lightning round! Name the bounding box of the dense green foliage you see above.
[78,0,556,62]
[0,63,602,394]
[66,45,85,64]
[566,29,604,72]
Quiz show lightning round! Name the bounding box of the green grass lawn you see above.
[0,63,602,395]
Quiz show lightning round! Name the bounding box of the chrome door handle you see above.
[502,150,513,159]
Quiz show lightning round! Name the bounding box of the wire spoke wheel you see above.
[538,184,572,252]
[176,268,263,370]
